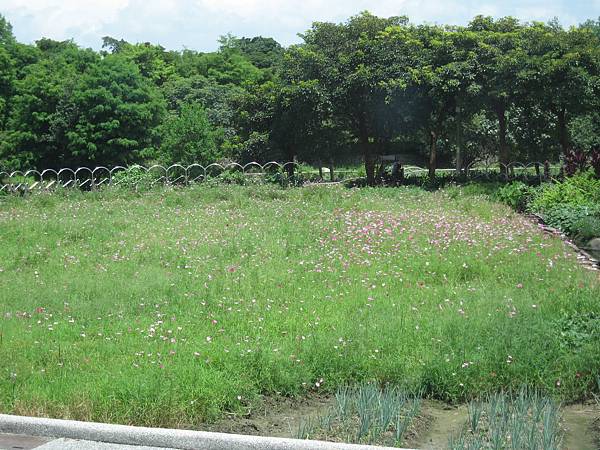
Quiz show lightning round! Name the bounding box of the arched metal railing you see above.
[0,162,302,193]
[0,161,562,193]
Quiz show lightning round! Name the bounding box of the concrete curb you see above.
[0,414,413,450]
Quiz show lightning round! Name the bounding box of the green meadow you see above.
[1,185,598,428]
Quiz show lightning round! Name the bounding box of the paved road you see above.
[0,434,174,450]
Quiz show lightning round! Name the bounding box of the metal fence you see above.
[0,161,561,193]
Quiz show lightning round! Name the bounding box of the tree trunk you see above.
[359,127,375,186]
[365,151,376,186]
[318,161,323,179]
[557,107,569,156]
[328,159,334,182]
[286,154,296,178]
[429,130,437,179]
[497,107,509,177]
[455,110,463,174]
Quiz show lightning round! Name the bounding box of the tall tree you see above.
[159,102,218,165]
[296,12,409,184]
[468,16,526,174]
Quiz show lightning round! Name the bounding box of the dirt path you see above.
[562,403,599,450]
[199,395,599,449]
[202,394,334,438]
[407,401,468,450]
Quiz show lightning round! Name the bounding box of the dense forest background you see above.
[0,12,599,183]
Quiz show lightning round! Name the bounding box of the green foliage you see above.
[1,12,600,181]
[572,214,600,241]
[66,55,165,166]
[496,181,537,211]
[1,186,599,426]
[555,312,600,353]
[213,169,247,185]
[449,390,563,450]
[296,383,421,446]
[219,35,284,70]
[110,166,161,190]
[530,171,600,212]
[158,103,218,165]
[543,204,600,235]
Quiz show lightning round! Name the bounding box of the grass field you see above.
[0,185,599,428]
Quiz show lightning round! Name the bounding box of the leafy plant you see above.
[572,214,600,241]
[564,148,589,177]
[590,145,600,178]
[449,389,562,450]
[530,171,600,212]
[296,383,421,447]
[543,205,600,235]
[111,166,161,190]
[496,181,537,211]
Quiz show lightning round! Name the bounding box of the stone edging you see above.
[0,414,411,450]
[526,213,599,272]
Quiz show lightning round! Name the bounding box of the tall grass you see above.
[0,184,599,426]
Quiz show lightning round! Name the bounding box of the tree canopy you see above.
[0,12,599,181]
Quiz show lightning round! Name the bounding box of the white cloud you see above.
[3,0,130,40]
[1,0,595,50]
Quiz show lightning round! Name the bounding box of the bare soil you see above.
[406,401,468,450]
[561,402,599,450]
[198,394,599,449]
[201,393,334,438]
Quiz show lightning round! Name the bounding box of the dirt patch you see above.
[196,395,599,450]
[562,402,599,450]
[407,400,468,450]
[201,393,334,438]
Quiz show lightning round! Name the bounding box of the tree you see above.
[219,35,284,69]
[0,47,14,129]
[533,26,600,155]
[65,55,165,166]
[468,16,526,174]
[0,14,15,47]
[159,102,218,165]
[294,12,409,184]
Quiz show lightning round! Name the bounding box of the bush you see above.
[263,170,305,187]
[530,171,600,212]
[543,205,600,236]
[111,166,161,190]
[496,181,537,211]
[572,213,600,241]
[216,169,247,185]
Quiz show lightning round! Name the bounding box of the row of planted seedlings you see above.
[296,382,422,447]
[296,383,594,449]
[449,388,563,450]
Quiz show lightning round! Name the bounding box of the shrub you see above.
[496,182,537,211]
[572,213,600,241]
[216,169,247,185]
[543,205,600,235]
[264,170,305,187]
[530,171,600,212]
[591,145,600,178]
[111,166,161,190]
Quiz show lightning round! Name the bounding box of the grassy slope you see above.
[0,185,598,427]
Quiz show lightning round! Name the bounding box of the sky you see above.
[2,0,599,52]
